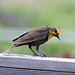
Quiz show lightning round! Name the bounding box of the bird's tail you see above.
[3,45,17,53]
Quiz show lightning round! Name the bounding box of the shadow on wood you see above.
[0,53,75,75]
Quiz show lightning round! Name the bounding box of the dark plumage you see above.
[3,26,60,56]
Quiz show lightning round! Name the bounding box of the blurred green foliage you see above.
[0,0,75,29]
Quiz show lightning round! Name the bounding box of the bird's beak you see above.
[56,35,60,40]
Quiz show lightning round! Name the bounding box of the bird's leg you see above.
[36,45,47,57]
[29,45,38,56]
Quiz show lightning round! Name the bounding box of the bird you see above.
[3,26,60,56]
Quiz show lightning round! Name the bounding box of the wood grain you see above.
[0,53,75,75]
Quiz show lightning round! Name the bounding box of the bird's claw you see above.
[33,54,51,57]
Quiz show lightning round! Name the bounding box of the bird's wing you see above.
[12,27,49,45]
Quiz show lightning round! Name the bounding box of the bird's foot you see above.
[33,54,51,57]
[33,54,40,56]
[33,54,44,57]
[43,54,48,57]
[42,55,51,57]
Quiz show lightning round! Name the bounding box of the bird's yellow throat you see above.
[48,30,53,40]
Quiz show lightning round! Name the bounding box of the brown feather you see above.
[12,26,49,45]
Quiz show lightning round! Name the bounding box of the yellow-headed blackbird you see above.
[3,26,60,56]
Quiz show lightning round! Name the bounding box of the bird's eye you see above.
[54,29,57,33]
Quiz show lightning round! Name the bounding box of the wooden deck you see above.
[0,53,75,75]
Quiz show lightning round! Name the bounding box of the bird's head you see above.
[49,27,60,40]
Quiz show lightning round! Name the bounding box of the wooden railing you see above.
[0,53,75,75]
